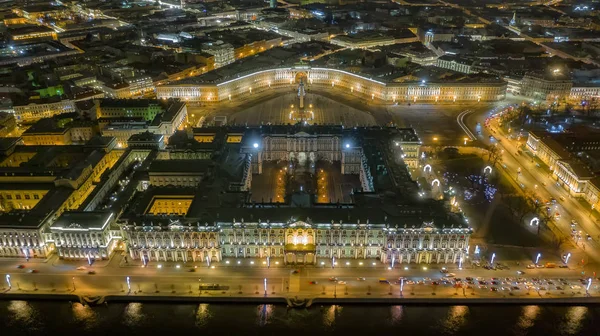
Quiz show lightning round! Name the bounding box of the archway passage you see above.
[295,72,308,84]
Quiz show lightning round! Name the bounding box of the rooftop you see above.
[50,211,114,231]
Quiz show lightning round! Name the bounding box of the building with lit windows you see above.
[569,85,600,102]
[8,25,57,43]
[118,125,469,265]
[13,99,76,122]
[49,211,121,260]
[157,65,507,103]
[0,139,122,258]
[521,73,573,101]
[436,55,475,74]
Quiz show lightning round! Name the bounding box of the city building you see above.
[118,125,469,265]
[49,211,121,260]
[13,99,76,123]
[436,55,476,74]
[0,140,122,258]
[520,72,573,101]
[157,65,507,103]
[202,41,235,69]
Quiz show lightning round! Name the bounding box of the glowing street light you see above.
[490,253,496,265]
[400,278,404,297]
[5,274,11,289]
[206,255,211,267]
[253,142,259,149]
[587,278,592,294]
[565,252,571,264]
[332,256,335,269]
[264,278,267,296]
[535,253,541,265]
[126,276,131,293]
[87,254,92,266]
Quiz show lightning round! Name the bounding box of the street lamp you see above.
[535,253,541,265]
[565,252,571,264]
[72,277,76,291]
[490,253,496,265]
[264,278,267,296]
[5,274,11,289]
[587,277,592,295]
[126,276,131,293]
[400,278,404,297]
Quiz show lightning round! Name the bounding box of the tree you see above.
[486,144,503,166]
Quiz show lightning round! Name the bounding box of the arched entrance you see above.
[295,72,308,84]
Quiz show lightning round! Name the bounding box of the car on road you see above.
[512,286,520,290]
[356,277,366,281]
[27,269,38,273]
[490,287,498,292]
[526,264,536,269]
[188,268,196,272]
[587,234,593,241]
[479,285,488,289]
[465,277,473,281]
[445,273,456,277]
[555,286,564,290]
[517,271,525,275]
[570,285,582,290]
[337,281,347,285]
[329,277,338,282]
[432,281,439,286]
[478,280,487,285]
[379,278,390,284]
[571,220,578,227]
[406,280,415,285]
[88,271,96,275]
[309,281,318,285]
[16,265,25,269]
[76,266,87,271]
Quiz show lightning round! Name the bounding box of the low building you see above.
[521,72,573,101]
[436,55,476,74]
[49,211,121,260]
[13,99,76,122]
[21,118,72,146]
[128,131,165,150]
[148,159,213,187]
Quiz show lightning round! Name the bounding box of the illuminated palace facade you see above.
[121,217,471,265]
[156,66,507,103]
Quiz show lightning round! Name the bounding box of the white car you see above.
[445,273,456,277]
[337,281,347,285]
[76,266,87,271]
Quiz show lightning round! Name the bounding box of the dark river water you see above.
[0,300,598,336]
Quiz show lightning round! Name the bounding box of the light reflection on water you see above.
[560,306,587,335]
[389,305,403,325]
[0,301,598,335]
[517,305,540,331]
[72,302,99,330]
[7,300,38,327]
[256,304,273,326]
[323,304,342,328]
[123,302,145,326]
[196,303,211,327]
[441,305,469,333]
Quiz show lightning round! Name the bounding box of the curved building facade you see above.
[157,66,507,103]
